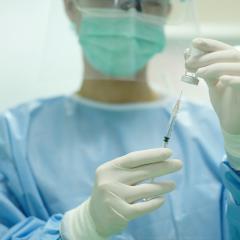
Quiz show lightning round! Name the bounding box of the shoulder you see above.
[0,95,74,162]
[0,95,77,176]
[0,95,71,142]
[0,95,69,121]
[1,96,68,118]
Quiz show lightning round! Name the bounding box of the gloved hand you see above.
[61,148,182,239]
[185,38,240,169]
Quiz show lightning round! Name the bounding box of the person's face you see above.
[64,0,171,27]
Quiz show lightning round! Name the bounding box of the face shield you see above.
[40,0,199,97]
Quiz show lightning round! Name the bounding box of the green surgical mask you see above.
[78,11,166,78]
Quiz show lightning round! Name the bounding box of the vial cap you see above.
[181,74,199,85]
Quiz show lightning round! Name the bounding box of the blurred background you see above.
[0,0,240,111]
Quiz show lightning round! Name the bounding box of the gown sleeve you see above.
[0,113,63,240]
[220,158,240,240]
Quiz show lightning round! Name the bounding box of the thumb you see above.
[192,38,232,53]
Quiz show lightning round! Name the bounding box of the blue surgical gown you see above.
[0,95,240,240]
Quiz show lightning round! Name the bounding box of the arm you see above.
[220,161,240,240]
[0,113,63,239]
[185,38,240,239]
[220,131,240,240]
[0,171,63,240]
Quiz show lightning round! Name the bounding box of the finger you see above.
[196,63,240,86]
[124,159,182,185]
[220,75,240,89]
[184,48,191,60]
[112,148,172,169]
[126,181,176,203]
[186,49,240,71]
[192,38,232,53]
[106,191,131,226]
[127,197,165,220]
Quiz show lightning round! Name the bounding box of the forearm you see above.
[1,214,63,240]
[220,130,240,239]
[222,130,240,171]
[60,199,106,240]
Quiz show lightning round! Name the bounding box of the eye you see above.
[119,0,137,10]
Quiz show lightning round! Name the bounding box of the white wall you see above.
[0,0,82,111]
[197,0,240,24]
[0,0,240,111]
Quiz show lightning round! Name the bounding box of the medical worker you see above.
[0,0,240,239]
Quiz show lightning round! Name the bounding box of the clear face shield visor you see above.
[39,0,198,97]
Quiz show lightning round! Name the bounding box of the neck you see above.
[77,80,161,104]
[76,58,162,104]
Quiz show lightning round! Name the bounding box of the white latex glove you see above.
[185,38,240,169]
[61,148,182,239]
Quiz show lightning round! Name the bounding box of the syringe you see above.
[162,90,182,148]
[150,91,182,184]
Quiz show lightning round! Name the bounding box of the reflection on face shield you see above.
[115,0,171,17]
[73,0,167,78]
[118,0,143,13]
[74,0,170,17]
